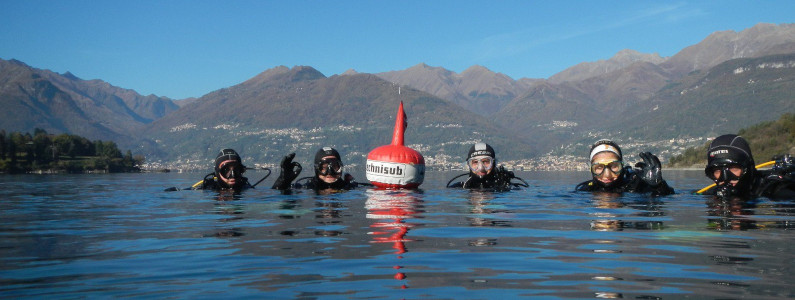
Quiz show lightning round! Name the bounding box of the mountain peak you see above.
[243,65,325,86]
[549,49,664,83]
[662,22,795,76]
[408,62,433,70]
[62,71,80,81]
[461,65,492,75]
[285,65,325,81]
[341,69,359,76]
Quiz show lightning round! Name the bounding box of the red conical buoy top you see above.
[391,101,407,146]
[366,101,425,189]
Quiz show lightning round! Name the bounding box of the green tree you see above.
[32,133,52,163]
[0,129,6,160]
[100,141,122,158]
[7,133,17,165]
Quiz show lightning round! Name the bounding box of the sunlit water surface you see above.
[1,171,793,299]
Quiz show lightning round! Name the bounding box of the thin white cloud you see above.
[462,3,700,62]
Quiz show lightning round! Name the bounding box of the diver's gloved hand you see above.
[272,153,302,190]
[773,154,795,175]
[635,152,663,187]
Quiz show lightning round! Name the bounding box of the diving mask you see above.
[591,160,623,176]
[706,163,746,184]
[317,158,343,176]
[219,162,245,179]
[468,156,494,173]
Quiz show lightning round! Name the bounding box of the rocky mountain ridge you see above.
[1,23,794,169]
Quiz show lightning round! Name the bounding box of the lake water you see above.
[1,170,793,299]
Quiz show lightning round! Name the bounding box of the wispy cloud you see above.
[461,3,702,62]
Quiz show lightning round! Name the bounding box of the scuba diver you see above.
[446,142,528,190]
[702,134,795,199]
[194,148,254,191]
[285,147,366,192]
[575,139,674,196]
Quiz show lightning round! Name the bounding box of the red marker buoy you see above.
[366,101,425,189]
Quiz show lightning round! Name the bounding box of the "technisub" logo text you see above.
[366,162,404,176]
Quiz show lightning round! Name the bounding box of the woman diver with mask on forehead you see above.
[575,139,674,196]
[447,142,527,190]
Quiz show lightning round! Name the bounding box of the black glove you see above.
[773,154,795,175]
[635,152,663,187]
[272,153,302,190]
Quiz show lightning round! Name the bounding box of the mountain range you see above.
[0,59,178,141]
[1,22,794,170]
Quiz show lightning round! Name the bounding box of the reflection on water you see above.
[365,190,423,289]
[706,196,795,230]
[589,192,666,231]
[0,171,793,299]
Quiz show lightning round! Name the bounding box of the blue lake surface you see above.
[1,170,793,299]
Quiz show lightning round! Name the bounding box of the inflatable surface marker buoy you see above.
[366,101,425,189]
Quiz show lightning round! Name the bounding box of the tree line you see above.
[0,128,143,173]
[668,113,795,168]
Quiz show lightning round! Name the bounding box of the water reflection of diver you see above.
[467,191,513,228]
[701,134,795,199]
[589,192,665,231]
[705,196,760,230]
[446,143,528,190]
[575,139,674,196]
[287,147,370,194]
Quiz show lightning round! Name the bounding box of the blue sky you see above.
[1,1,793,99]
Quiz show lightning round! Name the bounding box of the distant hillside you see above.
[669,113,795,168]
[0,58,179,141]
[376,63,537,116]
[139,66,537,169]
[549,49,666,84]
[660,23,795,77]
[619,53,795,141]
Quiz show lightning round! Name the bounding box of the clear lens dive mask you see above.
[591,160,623,176]
[317,158,343,176]
[468,156,494,173]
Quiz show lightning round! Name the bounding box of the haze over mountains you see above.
[1,22,794,170]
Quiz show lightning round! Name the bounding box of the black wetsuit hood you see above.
[705,134,756,198]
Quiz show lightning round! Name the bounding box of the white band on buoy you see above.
[366,160,425,185]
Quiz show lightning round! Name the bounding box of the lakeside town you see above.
[143,123,710,172]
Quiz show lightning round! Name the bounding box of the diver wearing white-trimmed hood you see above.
[447,142,527,190]
[575,139,674,196]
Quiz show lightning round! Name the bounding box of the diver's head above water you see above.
[215,148,246,189]
[467,142,496,178]
[589,139,624,187]
[705,134,756,197]
[314,146,343,184]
